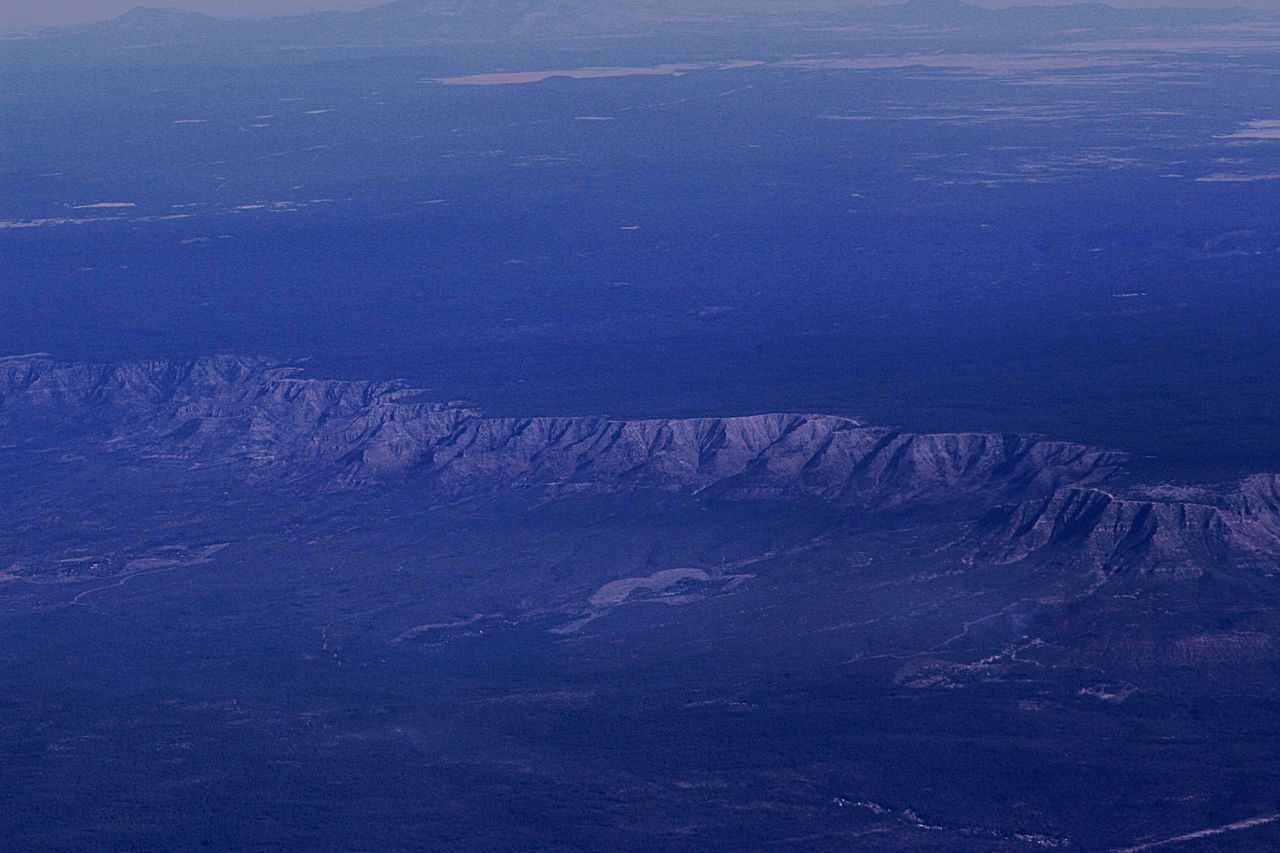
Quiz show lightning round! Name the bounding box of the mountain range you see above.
[6,354,1280,580]
[4,358,1280,847]
[6,0,1278,72]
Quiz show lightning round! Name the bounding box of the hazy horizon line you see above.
[7,0,1280,32]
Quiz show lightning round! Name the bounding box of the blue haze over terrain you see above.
[8,0,1280,27]
[5,3,1280,849]
[7,0,1280,479]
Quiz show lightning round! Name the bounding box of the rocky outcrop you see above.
[0,355,1121,508]
[971,475,1280,576]
[4,354,1279,578]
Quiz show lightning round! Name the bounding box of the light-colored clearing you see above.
[1196,172,1280,182]
[0,217,109,229]
[436,60,762,86]
[782,54,1127,76]
[393,613,491,644]
[590,568,712,607]
[1220,119,1280,139]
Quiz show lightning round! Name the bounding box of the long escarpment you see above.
[4,355,1280,575]
[0,355,1121,507]
[971,475,1280,576]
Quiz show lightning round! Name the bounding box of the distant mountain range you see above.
[4,0,1278,72]
[51,0,1280,35]
[6,354,1280,579]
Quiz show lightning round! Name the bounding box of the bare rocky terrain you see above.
[0,355,1121,501]
[3,360,1280,850]
[6,2,1280,842]
[7,354,1279,584]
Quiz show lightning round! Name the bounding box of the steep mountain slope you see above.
[4,354,1280,850]
[0,355,1121,505]
[971,474,1280,577]
[6,353,1280,580]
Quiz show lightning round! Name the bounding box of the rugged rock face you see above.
[973,489,1229,576]
[0,355,1121,508]
[971,474,1280,576]
[6,354,1280,576]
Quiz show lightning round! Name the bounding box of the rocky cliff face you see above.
[971,474,1280,576]
[6,355,1280,575]
[0,355,1121,508]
